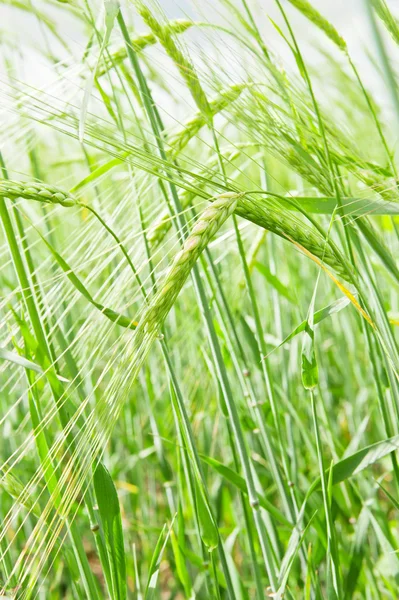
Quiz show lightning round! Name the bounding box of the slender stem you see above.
[310,390,341,597]
[118,7,278,591]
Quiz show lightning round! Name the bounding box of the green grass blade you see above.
[0,347,68,382]
[306,433,399,499]
[254,262,296,303]
[145,522,173,600]
[201,454,292,527]
[31,220,137,330]
[270,296,351,353]
[93,462,127,600]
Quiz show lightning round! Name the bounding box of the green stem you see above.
[119,6,278,591]
[310,390,341,597]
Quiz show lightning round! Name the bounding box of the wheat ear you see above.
[236,194,350,280]
[134,192,240,347]
[97,19,194,77]
[371,0,399,46]
[3,177,348,279]
[0,179,77,207]
[150,189,349,280]
[286,0,347,51]
[167,84,246,158]
[137,3,211,116]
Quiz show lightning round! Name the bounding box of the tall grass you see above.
[1,0,399,598]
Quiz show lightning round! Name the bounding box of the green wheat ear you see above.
[372,0,399,45]
[167,83,247,158]
[137,3,211,116]
[97,19,195,77]
[136,192,241,345]
[235,195,351,281]
[286,0,347,51]
[149,189,350,281]
[0,179,77,207]
[1,175,348,281]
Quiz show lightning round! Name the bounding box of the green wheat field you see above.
[2,0,399,597]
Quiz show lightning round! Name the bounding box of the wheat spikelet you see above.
[147,187,196,246]
[286,0,347,51]
[1,469,39,516]
[167,84,246,158]
[0,179,77,207]
[137,3,211,116]
[136,192,240,348]
[148,148,243,245]
[236,195,350,280]
[372,0,399,46]
[97,19,194,77]
[149,190,349,279]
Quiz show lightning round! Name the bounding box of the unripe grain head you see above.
[137,2,211,116]
[0,179,77,207]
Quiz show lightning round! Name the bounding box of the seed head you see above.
[0,179,77,207]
